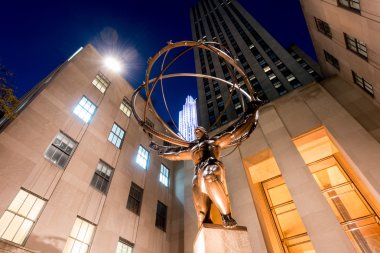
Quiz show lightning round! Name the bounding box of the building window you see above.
[136,145,149,169]
[324,50,340,70]
[63,217,95,253]
[108,123,125,149]
[0,189,46,245]
[90,161,113,194]
[44,132,77,168]
[92,72,110,93]
[126,183,143,215]
[155,201,167,232]
[73,96,96,123]
[352,71,374,96]
[344,33,368,59]
[338,0,360,12]
[116,239,133,253]
[314,18,332,38]
[262,177,315,252]
[159,164,170,187]
[120,99,132,117]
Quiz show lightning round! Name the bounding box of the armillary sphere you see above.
[131,40,259,149]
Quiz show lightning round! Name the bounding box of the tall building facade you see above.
[300,0,380,143]
[0,45,183,253]
[178,96,198,141]
[190,0,318,129]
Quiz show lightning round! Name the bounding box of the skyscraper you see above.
[178,96,198,141]
[190,0,318,129]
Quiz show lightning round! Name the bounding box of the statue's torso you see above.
[191,139,221,165]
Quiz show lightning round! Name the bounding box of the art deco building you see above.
[300,0,380,140]
[0,45,183,253]
[190,0,319,129]
[178,96,198,141]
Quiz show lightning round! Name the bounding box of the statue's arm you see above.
[149,141,193,161]
[214,100,261,148]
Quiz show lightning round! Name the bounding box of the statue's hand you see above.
[149,141,160,151]
[149,141,165,155]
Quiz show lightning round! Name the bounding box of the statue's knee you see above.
[203,173,217,183]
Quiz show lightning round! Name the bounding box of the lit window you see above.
[352,71,374,96]
[73,96,96,123]
[0,189,45,245]
[344,33,368,59]
[120,99,132,117]
[108,123,125,149]
[116,239,133,253]
[45,132,77,168]
[90,161,113,194]
[159,164,170,187]
[324,50,340,70]
[314,18,332,38]
[92,72,110,93]
[136,146,149,169]
[338,0,360,12]
[262,177,315,252]
[263,66,271,72]
[155,201,167,232]
[63,217,95,253]
[126,182,143,215]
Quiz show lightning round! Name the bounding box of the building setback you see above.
[300,0,380,142]
[178,96,198,141]
[190,0,319,129]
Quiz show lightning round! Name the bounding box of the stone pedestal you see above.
[193,224,252,253]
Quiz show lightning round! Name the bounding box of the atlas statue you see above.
[131,40,262,229]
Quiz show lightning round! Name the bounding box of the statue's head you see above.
[194,126,208,140]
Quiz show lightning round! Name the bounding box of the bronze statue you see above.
[150,100,261,228]
[130,40,262,229]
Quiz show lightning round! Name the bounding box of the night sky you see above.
[0,0,315,125]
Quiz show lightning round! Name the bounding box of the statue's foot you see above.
[222,214,237,228]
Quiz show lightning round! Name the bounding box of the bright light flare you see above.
[105,57,123,73]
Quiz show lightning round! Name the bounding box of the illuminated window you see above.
[314,18,332,38]
[90,161,113,194]
[155,201,167,232]
[63,217,95,253]
[324,50,340,70]
[344,33,368,59]
[126,182,143,215]
[136,145,149,169]
[92,72,110,93]
[338,0,360,12]
[262,176,316,252]
[45,132,77,168]
[116,239,133,253]
[352,71,374,96]
[0,189,45,245]
[120,99,132,117]
[159,164,169,187]
[73,96,96,123]
[108,123,125,149]
[308,156,380,252]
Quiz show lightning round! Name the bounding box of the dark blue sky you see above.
[0,0,315,125]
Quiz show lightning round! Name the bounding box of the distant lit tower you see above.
[178,96,198,141]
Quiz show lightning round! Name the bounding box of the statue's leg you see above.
[192,174,211,228]
[203,164,237,228]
